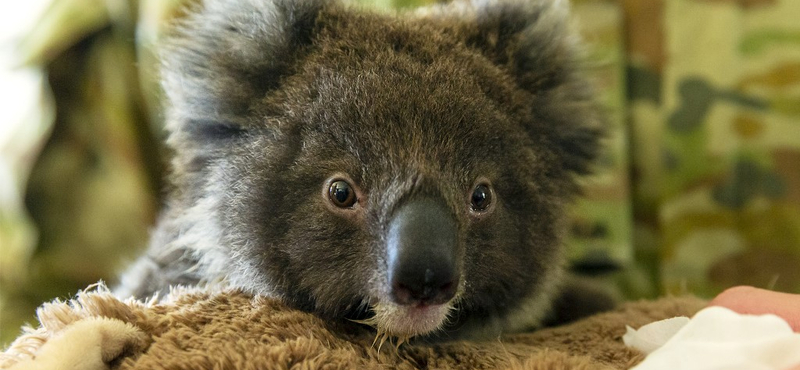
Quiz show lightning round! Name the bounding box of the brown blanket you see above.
[0,286,705,370]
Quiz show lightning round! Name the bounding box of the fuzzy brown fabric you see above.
[0,287,705,370]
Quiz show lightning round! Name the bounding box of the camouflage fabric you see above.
[625,0,800,298]
[656,0,800,297]
[1,0,799,346]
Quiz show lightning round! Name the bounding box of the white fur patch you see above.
[363,301,455,339]
[163,165,275,297]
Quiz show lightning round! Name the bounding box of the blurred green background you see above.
[2,0,799,346]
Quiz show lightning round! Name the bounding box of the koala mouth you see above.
[376,301,454,337]
[352,300,455,341]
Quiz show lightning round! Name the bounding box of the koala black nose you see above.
[387,198,459,306]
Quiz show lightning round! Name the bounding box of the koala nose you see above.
[387,198,459,306]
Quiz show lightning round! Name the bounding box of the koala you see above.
[117,0,607,340]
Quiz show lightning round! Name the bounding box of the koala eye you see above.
[328,180,357,208]
[470,183,493,212]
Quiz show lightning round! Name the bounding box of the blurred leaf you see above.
[18,0,109,66]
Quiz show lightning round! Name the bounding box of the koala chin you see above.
[116,0,608,340]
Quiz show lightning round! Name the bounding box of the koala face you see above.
[218,57,568,337]
[124,0,603,339]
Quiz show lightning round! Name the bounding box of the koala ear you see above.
[427,0,604,175]
[161,0,326,145]
[484,0,604,176]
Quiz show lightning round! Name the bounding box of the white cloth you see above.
[624,306,800,370]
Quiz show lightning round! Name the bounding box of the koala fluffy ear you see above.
[161,0,326,146]
[428,0,604,175]
[480,0,604,176]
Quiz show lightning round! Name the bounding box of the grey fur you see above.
[117,0,606,339]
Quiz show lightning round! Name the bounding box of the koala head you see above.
[158,0,602,339]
